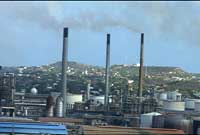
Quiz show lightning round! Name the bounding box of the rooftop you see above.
[0,122,67,135]
[82,125,185,135]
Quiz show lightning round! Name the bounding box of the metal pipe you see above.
[61,27,68,117]
[138,33,144,114]
[105,34,110,112]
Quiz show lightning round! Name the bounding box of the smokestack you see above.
[105,34,110,112]
[138,33,144,114]
[61,27,68,117]
[86,80,91,101]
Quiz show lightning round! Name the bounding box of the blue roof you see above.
[0,122,67,134]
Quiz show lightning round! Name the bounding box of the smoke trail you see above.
[0,1,200,46]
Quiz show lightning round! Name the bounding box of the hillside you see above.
[1,61,200,98]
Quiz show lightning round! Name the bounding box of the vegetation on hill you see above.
[1,61,200,98]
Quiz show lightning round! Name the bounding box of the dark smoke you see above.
[0,1,200,46]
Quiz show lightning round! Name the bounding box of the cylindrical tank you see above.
[185,98,200,110]
[46,96,54,117]
[195,101,200,112]
[167,91,182,101]
[163,101,185,111]
[185,99,195,110]
[24,109,28,116]
[160,93,167,100]
[56,96,63,117]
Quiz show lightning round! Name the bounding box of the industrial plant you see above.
[1,27,200,135]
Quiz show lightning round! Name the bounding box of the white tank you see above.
[163,100,185,111]
[185,99,195,110]
[56,96,63,117]
[195,101,200,112]
[140,112,162,128]
[167,91,182,101]
[24,109,28,116]
[66,94,83,105]
[185,98,200,110]
[160,93,167,100]
[31,87,38,95]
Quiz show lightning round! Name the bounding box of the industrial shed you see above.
[0,122,68,135]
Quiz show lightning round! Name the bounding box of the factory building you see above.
[14,88,48,117]
[66,93,83,110]
[0,122,68,135]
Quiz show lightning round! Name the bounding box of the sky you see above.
[0,1,200,73]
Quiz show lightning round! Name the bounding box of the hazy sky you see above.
[0,1,200,73]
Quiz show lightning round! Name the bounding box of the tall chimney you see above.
[61,27,68,117]
[138,33,144,114]
[105,34,110,112]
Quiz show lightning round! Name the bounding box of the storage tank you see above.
[195,101,200,112]
[140,112,162,128]
[159,93,167,100]
[31,87,38,95]
[55,96,63,117]
[46,96,54,117]
[167,91,182,101]
[163,100,185,111]
[185,98,200,110]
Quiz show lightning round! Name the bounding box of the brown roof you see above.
[82,125,185,135]
[38,117,83,124]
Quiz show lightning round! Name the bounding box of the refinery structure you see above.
[0,27,200,135]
